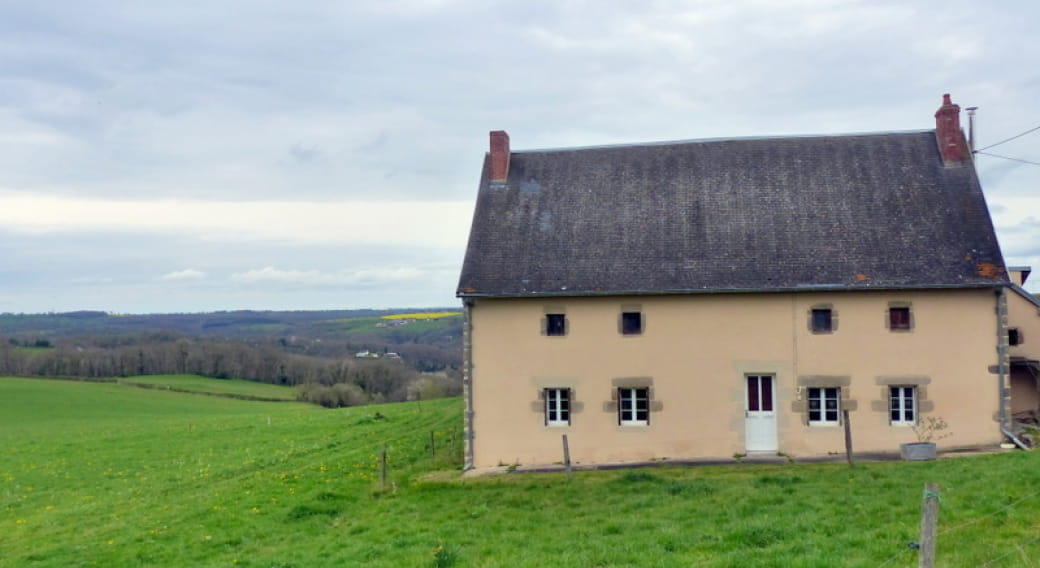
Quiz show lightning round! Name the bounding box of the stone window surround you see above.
[618,304,644,336]
[603,377,662,427]
[870,376,934,422]
[808,303,838,334]
[886,301,914,332]
[791,375,855,426]
[541,305,567,337]
[531,378,583,426]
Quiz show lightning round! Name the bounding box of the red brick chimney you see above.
[934,94,970,165]
[489,130,510,183]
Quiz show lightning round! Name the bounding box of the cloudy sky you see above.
[0,1,1038,314]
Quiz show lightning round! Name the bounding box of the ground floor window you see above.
[889,386,916,426]
[545,388,571,426]
[807,387,840,425]
[618,387,649,425]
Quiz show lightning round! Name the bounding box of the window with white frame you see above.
[889,386,916,426]
[807,387,840,425]
[545,388,571,426]
[618,387,649,425]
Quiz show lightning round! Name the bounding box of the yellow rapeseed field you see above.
[381,312,461,320]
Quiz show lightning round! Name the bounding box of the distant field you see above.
[3,377,1040,567]
[119,374,298,401]
[11,346,51,354]
[321,313,461,335]
[381,311,461,320]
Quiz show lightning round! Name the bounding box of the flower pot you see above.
[900,442,937,461]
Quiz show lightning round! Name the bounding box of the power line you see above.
[974,151,1040,167]
[974,124,1040,152]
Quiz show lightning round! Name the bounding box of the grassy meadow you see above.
[118,374,299,401]
[3,376,1040,567]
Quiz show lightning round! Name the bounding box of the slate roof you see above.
[457,130,1008,298]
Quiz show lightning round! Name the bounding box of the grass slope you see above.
[3,377,1040,567]
[119,374,298,401]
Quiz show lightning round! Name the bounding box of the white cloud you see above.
[231,266,430,287]
[0,1,1036,313]
[159,268,206,281]
[0,190,472,249]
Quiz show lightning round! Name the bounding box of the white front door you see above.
[745,374,778,452]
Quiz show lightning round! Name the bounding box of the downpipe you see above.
[462,299,476,470]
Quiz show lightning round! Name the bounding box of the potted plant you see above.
[900,416,951,461]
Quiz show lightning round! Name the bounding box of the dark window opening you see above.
[811,308,833,333]
[889,307,911,330]
[546,313,566,336]
[621,312,643,335]
[1009,328,1023,346]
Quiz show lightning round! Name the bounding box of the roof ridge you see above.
[514,129,935,154]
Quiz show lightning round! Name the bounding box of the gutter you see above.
[457,282,1006,300]
[996,286,1031,450]
[462,299,476,470]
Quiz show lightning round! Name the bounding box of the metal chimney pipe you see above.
[966,106,978,153]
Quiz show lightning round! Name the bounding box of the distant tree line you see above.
[0,336,461,408]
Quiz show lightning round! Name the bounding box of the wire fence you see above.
[877,485,1040,567]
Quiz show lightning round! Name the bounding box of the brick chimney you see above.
[934,93,971,165]
[489,130,510,183]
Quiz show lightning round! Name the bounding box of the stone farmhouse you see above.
[457,94,1038,470]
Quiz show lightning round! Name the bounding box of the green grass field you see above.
[3,377,1040,567]
[119,374,298,401]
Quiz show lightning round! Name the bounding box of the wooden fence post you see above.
[919,483,940,568]
[380,444,388,490]
[430,431,436,458]
[842,409,854,466]
[562,434,572,479]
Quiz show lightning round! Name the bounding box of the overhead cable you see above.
[974,124,1040,152]
[974,151,1040,167]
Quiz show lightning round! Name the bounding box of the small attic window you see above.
[888,306,912,331]
[621,312,643,335]
[811,308,834,334]
[545,314,567,336]
[1009,328,1023,346]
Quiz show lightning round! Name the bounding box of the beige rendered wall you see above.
[1007,289,1040,414]
[468,289,1002,468]
[1008,290,1040,361]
